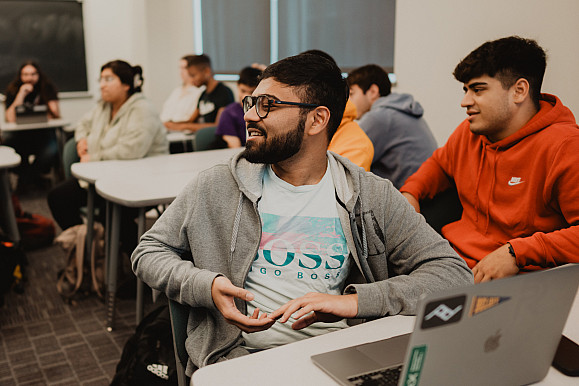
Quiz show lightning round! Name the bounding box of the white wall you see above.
[143,0,195,112]
[56,0,579,144]
[57,0,195,126]
[394,0,579,145]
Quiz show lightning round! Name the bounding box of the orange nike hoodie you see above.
[401,94,579,271]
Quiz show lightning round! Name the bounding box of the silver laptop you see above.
[312,264,579,386]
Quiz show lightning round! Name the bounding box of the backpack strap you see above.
[90,223,105,298]
[56,224,86,298]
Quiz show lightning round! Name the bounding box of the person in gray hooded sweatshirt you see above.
[131,53,473,377]
[348,65,438,188]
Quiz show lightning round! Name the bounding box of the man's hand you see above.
[472,244,519,283]
[402,192,420,213]
[269,293,358,330]
[17,83,34,98]
[211,276,275,333]
[164,121,178,131]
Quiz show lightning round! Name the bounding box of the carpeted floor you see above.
[1,178,159,385]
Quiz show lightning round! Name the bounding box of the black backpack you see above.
[111,305,178,386]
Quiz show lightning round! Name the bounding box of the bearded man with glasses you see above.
[131,53,472,377]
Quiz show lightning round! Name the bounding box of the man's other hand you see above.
[211,276,275,333]
[472,244,519,283]
[269,293,358,330]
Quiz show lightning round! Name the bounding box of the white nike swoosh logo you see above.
[508,180,524,186]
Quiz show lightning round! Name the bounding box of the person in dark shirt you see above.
[164,54,234,133]
[215,66,262,148]
[3,61,60,185]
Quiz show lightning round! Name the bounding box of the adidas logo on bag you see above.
[147,363,169,380]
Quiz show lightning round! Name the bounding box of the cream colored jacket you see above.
[75,93,168,161]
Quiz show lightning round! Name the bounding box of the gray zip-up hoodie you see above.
[358,92,438,189]
[131,151,472,375]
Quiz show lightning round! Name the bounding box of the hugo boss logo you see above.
[421,295,466,329]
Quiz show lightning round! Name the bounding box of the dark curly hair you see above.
[453,36,546,109]
[261,53,348,141]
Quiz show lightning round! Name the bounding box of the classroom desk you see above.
[2,119,72,179]
[0,146,21,243]
[70,149,238,282]
[192,288,579,386]
[1,118,71,133]
[79,147,241,330]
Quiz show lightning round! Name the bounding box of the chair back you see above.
[168,299,190,386]
[62,137,80,179]
[193,126,217,151]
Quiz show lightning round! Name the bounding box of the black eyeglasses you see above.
[242,95,320,119]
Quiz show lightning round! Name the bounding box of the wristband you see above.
[507,242,516,258]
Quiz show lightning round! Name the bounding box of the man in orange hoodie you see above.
[400,36,579,283]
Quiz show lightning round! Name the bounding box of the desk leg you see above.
[85,184,95,264]
[106,202,121,332]
[55,127,66,181]
[136,207,145,324]
[0,170,20,244]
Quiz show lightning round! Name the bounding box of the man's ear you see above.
[307,106,331,136]
[512,78,530,104]
[366,84,381,103]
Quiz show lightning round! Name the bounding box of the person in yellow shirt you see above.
[328,99,374,171]
[302,50,374,171]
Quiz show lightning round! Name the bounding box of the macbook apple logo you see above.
[484,330,502,353]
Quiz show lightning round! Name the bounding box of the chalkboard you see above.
[0,0,88,96]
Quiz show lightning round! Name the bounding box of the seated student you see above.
[215,66,262,148]
[400,36,579,283]
[3,61,60,186]
[302,50,374,171]
[160,55,205,128]
[347,65,437,187]
[48,60,168,251]
[131,53,472,375]
[164,54,234,133]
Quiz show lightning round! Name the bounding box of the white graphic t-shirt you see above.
[242,164,351,350]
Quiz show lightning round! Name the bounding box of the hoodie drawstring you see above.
[229,192,244,263]
[485,151,500,234]
[474,143,486,223]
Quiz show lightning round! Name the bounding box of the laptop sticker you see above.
[401,345,427,386]
[469,296,510,317]
[421,295,466,329]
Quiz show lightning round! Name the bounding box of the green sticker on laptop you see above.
[402,345,427,386]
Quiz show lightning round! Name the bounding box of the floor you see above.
[0,177,159,385]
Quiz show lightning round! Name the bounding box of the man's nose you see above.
[461,92,473,108]
[244,105,259,122]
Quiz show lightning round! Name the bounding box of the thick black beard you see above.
[243,117,306,164]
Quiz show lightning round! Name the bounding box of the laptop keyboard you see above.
[347,365,403,386]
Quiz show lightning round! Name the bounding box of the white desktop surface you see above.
[96,170,201,208]
[192,289,579,386]
[0,145,21,168]
[72,147,240,185]
[1,118,70,132]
